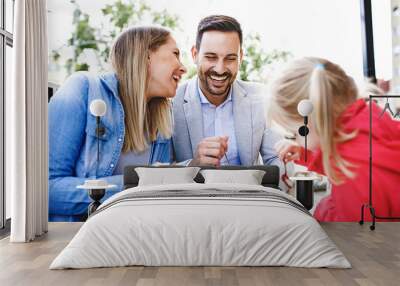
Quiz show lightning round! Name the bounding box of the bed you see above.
[50,165,350,269]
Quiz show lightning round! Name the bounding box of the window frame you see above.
[360,0,377,82]
[0,0,13,236]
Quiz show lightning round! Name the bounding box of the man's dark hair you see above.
[196,15,243,50]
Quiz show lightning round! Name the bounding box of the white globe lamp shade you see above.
[297,99,313,117]
[90,99,107,117]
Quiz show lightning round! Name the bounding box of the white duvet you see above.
[50,183,351,269]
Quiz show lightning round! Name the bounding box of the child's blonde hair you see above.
[269,57,375,184]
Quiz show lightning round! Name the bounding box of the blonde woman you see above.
[49,26,186,221]
[269,57,400,222]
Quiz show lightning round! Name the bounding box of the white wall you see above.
[47,0,391,85]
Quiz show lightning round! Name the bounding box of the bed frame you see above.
[123,165,280,190]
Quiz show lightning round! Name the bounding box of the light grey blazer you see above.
[172,77,284,170]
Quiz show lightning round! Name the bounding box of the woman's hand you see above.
[274,139,302,163]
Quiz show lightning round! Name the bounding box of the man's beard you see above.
[198,68,236,97]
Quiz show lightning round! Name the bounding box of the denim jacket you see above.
[49,72,172,221]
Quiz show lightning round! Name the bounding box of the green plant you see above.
[152,9,180,30]
[240,33,292,82]
[52,0,179,75]
[51,1,291,83]
[63,3,99,74]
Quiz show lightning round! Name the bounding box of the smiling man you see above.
[173,15,283,172]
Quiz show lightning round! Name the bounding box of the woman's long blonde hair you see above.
[269,57,364,184]
[110,26,172,153]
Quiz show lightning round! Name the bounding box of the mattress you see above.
[50,183,351,269]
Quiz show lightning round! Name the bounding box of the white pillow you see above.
[200,169,266,185]
[135,167,200,186]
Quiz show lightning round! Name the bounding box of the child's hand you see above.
[274,139,302,163]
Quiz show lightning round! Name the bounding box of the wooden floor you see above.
[0,222,399,286]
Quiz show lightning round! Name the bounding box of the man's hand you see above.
[189,136,228,166]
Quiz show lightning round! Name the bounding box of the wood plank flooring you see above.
[0,222,399,286]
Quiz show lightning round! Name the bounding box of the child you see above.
[269,57,400,222]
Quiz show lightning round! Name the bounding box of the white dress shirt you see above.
[198,84,241,165]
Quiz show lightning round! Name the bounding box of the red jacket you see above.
[296,99,400,222]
